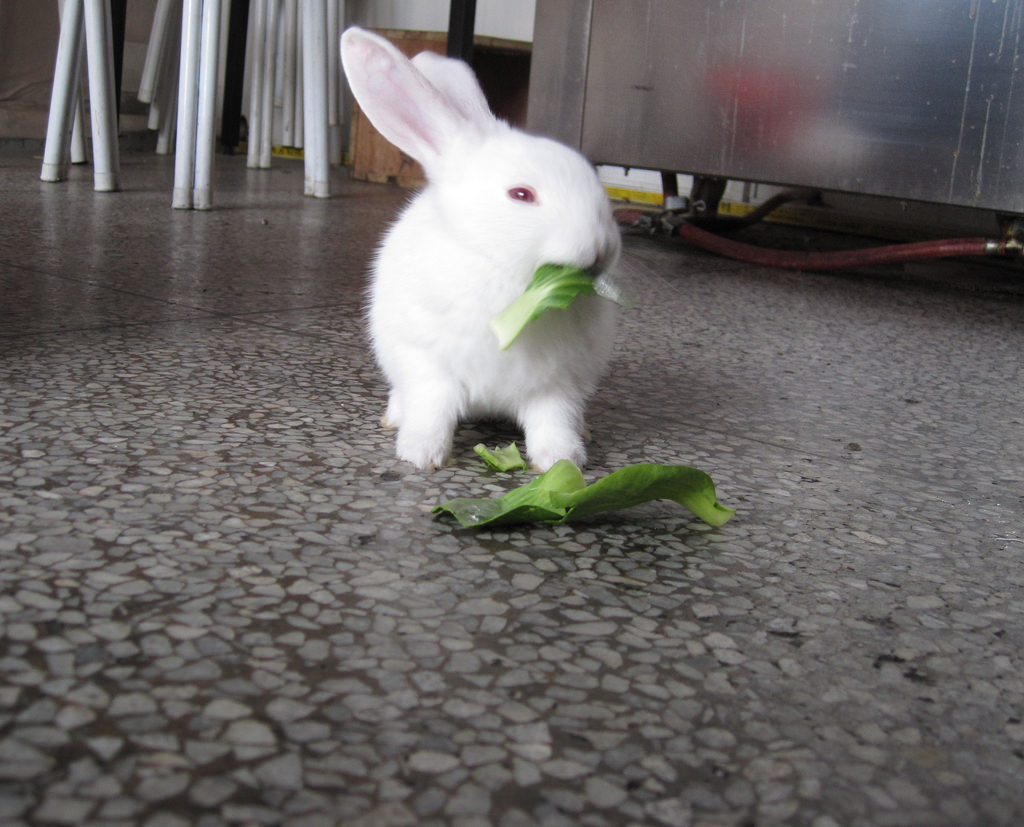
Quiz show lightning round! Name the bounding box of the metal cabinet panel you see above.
[530,0,1024,213]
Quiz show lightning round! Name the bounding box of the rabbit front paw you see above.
[528,442,586,474]
[522,398,587,472]
[395,429,451,471]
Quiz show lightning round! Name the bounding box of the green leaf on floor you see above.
[434,458,735,528]
[473,442,528,472]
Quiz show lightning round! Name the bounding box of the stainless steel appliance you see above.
[528,0,1024,215]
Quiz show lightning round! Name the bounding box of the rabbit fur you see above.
[340,27,620,471]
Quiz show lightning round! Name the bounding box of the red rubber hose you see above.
[676,222,1000,271]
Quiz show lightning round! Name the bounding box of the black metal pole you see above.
[220,0,250,153]
[110,0,127,117]
[446,0,477,62]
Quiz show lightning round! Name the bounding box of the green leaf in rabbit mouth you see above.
[490,263,631,350]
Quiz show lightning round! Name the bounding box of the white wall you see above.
[346,0,535,42]
[0,4,59,138]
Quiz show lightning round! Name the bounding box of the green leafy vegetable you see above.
[491,264,631,350]
[434,459,734,528]
[474,442,528,472]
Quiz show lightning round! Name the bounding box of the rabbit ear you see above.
[341,28,485,173]
[411,51,494,128]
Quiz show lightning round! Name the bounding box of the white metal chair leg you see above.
[293,13,304,149]
[246,0,267,168]
[69,31,90,165]
[146,0,182,133]
[280,0,298,146]
[139,0,178,103]
[41,0,86,182]
[192,0,223,209]
[326,0,342,165]
[153,7,182,154]
[173,0,204,208]
[301,0,329,198]
[258,0,281,168]
[61,0,90,166]
[156,68,179,154]
[70,85,89,165]
[83,0,120,191]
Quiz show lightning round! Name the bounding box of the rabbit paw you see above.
[381,397,402,430]
[527,426,587,472]
[395,430,451,471]
[529,443,586,473]
[385,383,458,470]
[522,398,587,472]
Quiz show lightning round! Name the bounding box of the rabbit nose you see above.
[548,226,618,275]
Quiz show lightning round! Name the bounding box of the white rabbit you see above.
[340,27,620,471]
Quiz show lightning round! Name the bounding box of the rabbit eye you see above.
[507,186,538,205]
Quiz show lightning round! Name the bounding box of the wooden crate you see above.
[349,30,531,188]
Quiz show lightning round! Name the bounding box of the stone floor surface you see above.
[1,146,1023,826]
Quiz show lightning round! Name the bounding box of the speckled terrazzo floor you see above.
[1,144,1023,827]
